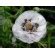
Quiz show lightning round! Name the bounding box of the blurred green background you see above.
[0,6,55,48]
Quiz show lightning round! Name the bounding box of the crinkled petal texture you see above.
[12,10,47,44]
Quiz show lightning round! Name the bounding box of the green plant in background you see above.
[0,6,55,48]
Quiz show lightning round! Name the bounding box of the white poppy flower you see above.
[12,10,47,44]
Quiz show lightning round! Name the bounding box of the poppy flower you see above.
[12,10,47,44]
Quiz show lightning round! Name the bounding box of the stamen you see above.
[35,23,39,28]
[22,27,25,31]
[24,19,27,22]
[29,19,31,22]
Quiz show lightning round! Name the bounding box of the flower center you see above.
[22,19,39,32]
[25,21,33,30]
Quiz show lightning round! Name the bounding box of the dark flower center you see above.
[22,19,39,32]
[25,21,33,30]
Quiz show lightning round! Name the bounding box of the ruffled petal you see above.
[12,10,47,44]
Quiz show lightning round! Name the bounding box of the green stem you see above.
[38,42,45,48]
[40,8,55,13]
[48,32,51,48]
[34,7,55,13]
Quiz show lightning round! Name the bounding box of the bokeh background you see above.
[0,6,55,48]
